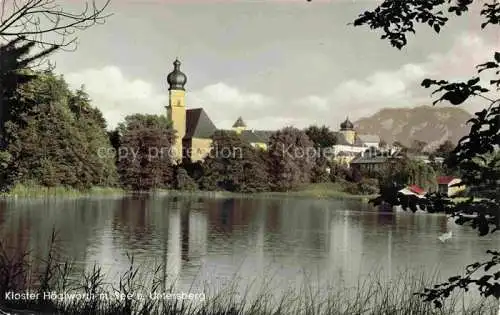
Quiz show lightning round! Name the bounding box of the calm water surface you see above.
[0,195,498,301]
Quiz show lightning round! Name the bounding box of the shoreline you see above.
[0,183,376,202]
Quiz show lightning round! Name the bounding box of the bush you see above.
[342,178,379,195]
[311,158,330,183]
[175,167,198,191]
[342,182,360,195]
[358,178,379,195]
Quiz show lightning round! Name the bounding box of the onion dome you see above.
[167,59,187,90]
[340,117,354,130]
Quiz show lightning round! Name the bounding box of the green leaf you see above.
[495,52,500,63]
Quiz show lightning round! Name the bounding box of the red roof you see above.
[437,176,456,185]
[408,184,425,195]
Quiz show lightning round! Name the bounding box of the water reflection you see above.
[0,195,498,301]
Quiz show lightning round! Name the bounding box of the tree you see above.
[0,37,58,188]
[117,114,175,191]
[310,156,330,183]
[0,37,58,138]
[199,130,269,193]
[410,139,428,154]
[345,0,500,305]
[67,86,117,186]
[434,140,455,158]
[267,127,315,191]
[175,167,198,191]
[3,71,117,189]
[304,125,337,183]
[0,0,112,49]
[304,125,337,149]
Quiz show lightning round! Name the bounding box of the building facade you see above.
[165,60,272,163]
[166,60,382,165]
[332,117,381,166]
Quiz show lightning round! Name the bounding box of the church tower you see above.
[339,117,356,145]
[232,116,247,135]
[166,59,187,162]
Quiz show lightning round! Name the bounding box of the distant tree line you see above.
[0,38,458,196]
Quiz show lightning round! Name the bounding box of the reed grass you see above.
[0,230,497,315]
[1,184,124,198]
[155,183,376,202]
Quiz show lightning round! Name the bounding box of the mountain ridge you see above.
[353,105,472,150]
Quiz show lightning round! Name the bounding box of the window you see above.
[438,184,448,195]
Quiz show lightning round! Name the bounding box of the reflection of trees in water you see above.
[180,202,190,263]
[206,198,256,235]
[0,199,121,286]
[0,200,5,226]
[0,200,31,290]
[112,196,153,250]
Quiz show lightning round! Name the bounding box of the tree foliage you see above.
[304,125,337,149]
[410,139,428,154]
[0,37,58,138]
[305,125,337,183]
[199,130,269,193]
[346,0,500,305]
[3,72,117,189]
[351,0,499,50]
[117,114,175,191]
[175,167,198,191]
[434,140,456,158]
[0,38,116,190]
[267,127,315,191]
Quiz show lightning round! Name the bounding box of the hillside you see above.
[354,105,472,150]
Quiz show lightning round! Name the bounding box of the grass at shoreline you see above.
[154,182,376,202]
[1,183,375,202]
[1,184,125,198]
[0,246,496,315]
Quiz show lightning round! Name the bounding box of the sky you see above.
[43,0,500,130]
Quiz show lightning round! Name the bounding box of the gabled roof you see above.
[184,108,217,139]
[408,184,425,195]
[437,176,458,185]
[399,186,426,198]
[239,130,273,144]
[232,116,246,128]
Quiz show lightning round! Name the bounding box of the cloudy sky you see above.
[48,0,499,130]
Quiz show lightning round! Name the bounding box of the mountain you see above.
[353,105,472,151]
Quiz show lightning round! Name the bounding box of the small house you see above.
[437,176,465,197]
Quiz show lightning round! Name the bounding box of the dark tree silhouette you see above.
[334,0,500,306]
[0,37,58,134]
[0,0,112,49]
[410,139,428,154]
[434,140,456,158]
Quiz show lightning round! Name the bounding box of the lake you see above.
[0,194,498,307]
